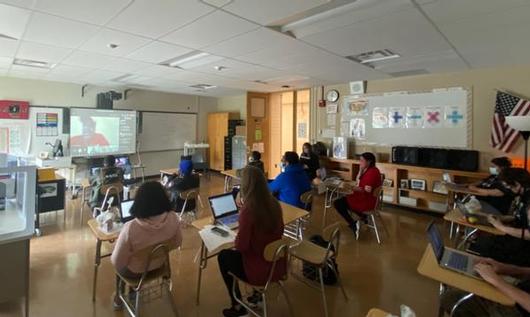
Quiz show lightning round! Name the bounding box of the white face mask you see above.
[248,157,254,163]
[280,162,286,172]
[489,167,498,175]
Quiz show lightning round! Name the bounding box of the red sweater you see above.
[235,205,286,285]
[346,166,382,213]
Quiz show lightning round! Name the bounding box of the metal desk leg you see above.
[196,241,208,305]
[224,176,229,193]
[457,228,477,250]
[92,239,102,302]
[450,293,474,317]
[449,221,455,239]
[80,187,86,226]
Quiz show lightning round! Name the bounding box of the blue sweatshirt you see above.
[268,164,311,208]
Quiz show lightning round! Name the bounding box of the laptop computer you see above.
[208,193,239,229]
[120,200,134,223]
[426,221,481,279]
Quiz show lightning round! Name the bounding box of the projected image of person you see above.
[70,116,110,148]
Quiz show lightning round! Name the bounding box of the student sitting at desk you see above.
[268,151,311,208]
[333,152,382,238]
[468,156,514,214]
[217,166,285,317]
[470,168,530,267]
[111,181,182,310]
[247,150,265,173]
[300,142,320,181]
[166,157,200,212]
[89,155,124,209]
[442,257,530,317]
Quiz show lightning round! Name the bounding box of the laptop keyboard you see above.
[220,214,238,224]
[448,252,469,271]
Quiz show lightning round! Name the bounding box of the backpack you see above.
[302,234,338,285]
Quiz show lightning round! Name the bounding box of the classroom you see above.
[1,1,530,317]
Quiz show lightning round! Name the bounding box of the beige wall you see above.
[0,76,218,176]
[217,94,247,118]
[314,64,530,166]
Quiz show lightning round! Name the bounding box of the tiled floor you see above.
[0,173,447,317]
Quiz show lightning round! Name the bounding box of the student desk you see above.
[221,169,239,192]
[322,180,356,228]
[191,201,309,304]
[160,168,179,180]
[445,183,480,211]
[444,208,505,249]
[88,219,121,302]
[417,245,514,316]
[366,308,391,317]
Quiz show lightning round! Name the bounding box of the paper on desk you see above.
[199,225,236,253]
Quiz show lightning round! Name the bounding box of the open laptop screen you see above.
[427,222,444,263]
[209,193,238,218]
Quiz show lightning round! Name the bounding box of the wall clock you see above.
[326,89,340,103]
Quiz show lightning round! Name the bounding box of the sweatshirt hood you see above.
[135,212,174,231]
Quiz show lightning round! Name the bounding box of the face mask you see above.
[248,157,254,163]
[489,167,498,175]
[280,162,286,172]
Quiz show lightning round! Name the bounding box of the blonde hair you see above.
[240,166,282,233]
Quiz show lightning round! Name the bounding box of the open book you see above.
[198,225,236,253]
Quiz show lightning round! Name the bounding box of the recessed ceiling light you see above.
[13,58,55,69]
[214,65,227,71]
[347,49,400,64]
[190,84,217,90]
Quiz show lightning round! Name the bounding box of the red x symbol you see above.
[427,111,440,123]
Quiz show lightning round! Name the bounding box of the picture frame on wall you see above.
[400,179,409,189]
[432,181,448,194]
[410,178,426,191]
[383,178,393,187]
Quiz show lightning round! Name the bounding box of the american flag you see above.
[491,91,530,153]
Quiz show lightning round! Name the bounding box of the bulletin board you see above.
[340,87,471,148]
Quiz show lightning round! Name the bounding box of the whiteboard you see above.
[138,112,197,152]
[342,87,471,148]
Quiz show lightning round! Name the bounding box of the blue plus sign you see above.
[447,110,463,124]
[392,111,403,123]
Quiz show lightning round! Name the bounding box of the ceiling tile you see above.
[0,37,19,57]
[47,64,92,77]
[132,64,187,78]
[80,69,126,83]
[161,10,259,49]
[10,64,49,74]
[103,57,150,73]
[0,3,31,39]
[23,12,100,48]
[107,0,214,39]
[34,0,132,25]
[62,50,117,68]
[203,27,294,57]
[301,7,452,58]
[16,41,72,63]
[126,41,192,64]
[0,56,12,68]
[8,70,47,79]
[79,28,151,56]
[0,0,35,9]
[192,58,284,81]
[224,0,328,25]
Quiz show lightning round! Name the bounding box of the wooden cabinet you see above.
[207,112,239,171]
[322,157,488,213]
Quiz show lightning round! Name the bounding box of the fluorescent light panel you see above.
[13,58,55,69]
[161,51,223,69]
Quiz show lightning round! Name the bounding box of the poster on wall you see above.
[297,122,307,138]
[350,118,366,139]
[340,121,350,137]
[444,105,466,128]
[423,106,443,128]
[388,107,406,128]
[327,113,337,127]
[372,107,388,128]
[343,96,369,116]
[333,137,348,159]
[406,107,424,128]
[36,112,59,137]
[326,103,338,114]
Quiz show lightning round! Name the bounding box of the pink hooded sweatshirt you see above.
[111,211,182,274]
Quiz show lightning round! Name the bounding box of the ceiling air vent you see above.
[190,84,216,90]
[346,49,400,66]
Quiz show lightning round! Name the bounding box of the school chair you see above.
[230,238,293,317]
[283,190,314,240]
[90,183,123,219]
[178,188,200,225]
[115,241,179,317]
[356,186,389,245]
[289,222,348,317]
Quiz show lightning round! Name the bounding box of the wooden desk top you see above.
[445,183,480,195]
[221,169,239,179]
[192,201,309,231]
[444,209,505,236]
[160,168,179,176]
[417,245,515,306]
[81,178,90,187]
[87,219,120,241]
[366,308,391,317]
